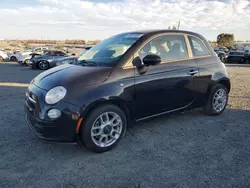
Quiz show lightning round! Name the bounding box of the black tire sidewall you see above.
[80,104,127,153]
[205,84,228,115]
[24,59,29,66]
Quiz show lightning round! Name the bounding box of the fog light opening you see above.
[48,109,61,119]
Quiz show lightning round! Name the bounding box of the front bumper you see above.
[24,84,81,142]
[30,61,37,69]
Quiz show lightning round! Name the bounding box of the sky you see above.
[0,0,249,41]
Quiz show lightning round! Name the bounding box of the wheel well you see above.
[81,100,131,130]
[218,79,231,93]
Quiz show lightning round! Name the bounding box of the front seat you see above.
[168,43,181,59]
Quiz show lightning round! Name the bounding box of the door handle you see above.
[187,70,199,75]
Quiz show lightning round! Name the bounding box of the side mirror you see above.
[132,56,144,69]
[142,54,161,66]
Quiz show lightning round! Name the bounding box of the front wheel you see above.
[80,104,127,153]
[10,56,17,61]
[203,84,228,116]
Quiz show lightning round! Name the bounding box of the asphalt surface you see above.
[0,62,250,188]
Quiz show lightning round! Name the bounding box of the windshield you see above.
[77,33,143,67]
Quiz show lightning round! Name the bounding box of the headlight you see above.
[45,86,67,104]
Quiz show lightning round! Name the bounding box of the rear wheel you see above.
[38,60,49,70]
[80,104,127,153]
[24,59,30,66]
[203,84,228,116]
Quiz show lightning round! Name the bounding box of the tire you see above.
[0,56,3,63]
[38,60,49,70]
[24,59,30,66]
[220,56,225,63]
[203,84,228,116]
[80,104,127,153]
[10,56,17,61]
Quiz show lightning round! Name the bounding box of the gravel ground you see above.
[0,62,250,188]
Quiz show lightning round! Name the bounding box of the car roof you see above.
[46,50,64,53]
[123,30,203,38]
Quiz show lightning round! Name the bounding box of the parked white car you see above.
[8,50,21,61]
[0,50,8,62]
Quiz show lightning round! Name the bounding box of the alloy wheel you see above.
[212,88,227,112]
[39,61,49,70]
[91,112,123,148]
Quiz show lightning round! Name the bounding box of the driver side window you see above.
[138,35,188,62]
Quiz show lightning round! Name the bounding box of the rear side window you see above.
[188,36,210,57]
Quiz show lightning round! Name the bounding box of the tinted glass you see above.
[56,52,65,56]
[45,51,55,56]
[188,36,210,57]
[138,35,188,62]
[77,33,143,67]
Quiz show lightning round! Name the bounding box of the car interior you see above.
[139,35,188,62]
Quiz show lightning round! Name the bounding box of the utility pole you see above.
[177,21,181,30]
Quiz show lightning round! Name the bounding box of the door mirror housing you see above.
[143,54,161,66]
[132,56,144,69]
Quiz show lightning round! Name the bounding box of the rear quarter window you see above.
[188,36,210,57]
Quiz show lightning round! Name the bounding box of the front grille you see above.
[26,91,38,113]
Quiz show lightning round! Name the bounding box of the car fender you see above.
[66,80,136,124]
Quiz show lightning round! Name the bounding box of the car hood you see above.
[22,51,32,56]
[33,55,66,61]
[33,64,112,90]
[57,56,77,63]
[59,56,76,61]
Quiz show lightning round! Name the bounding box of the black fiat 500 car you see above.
[25,30,230,153]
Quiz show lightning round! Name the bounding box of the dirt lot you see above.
[0,62,250,188]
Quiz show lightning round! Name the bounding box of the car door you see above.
[134,34,200,119]
[227,52,243,63]
[226,52,234,63]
